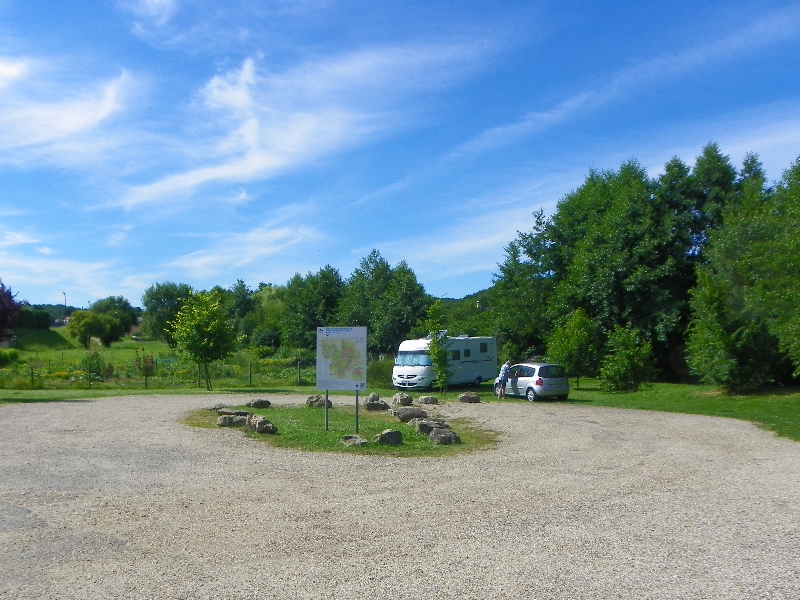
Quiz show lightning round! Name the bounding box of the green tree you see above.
[67,310,108,348]
[598,326,655,392]
[141,282,193,349]
[336,250,430,353]
[171,291,238,390]
[417,300,453,393]
[489,212,552,358]
[0,280,21,340]
[685,154,797,388]
[546,308,596,388]
[281,266,344,350]
[246,283,285,352]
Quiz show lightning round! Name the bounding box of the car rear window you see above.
[538,365,566,378]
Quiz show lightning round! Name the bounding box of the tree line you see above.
[2,143,797,392]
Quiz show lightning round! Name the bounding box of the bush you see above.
[367,358,394,388]
[599,327,656,392]
[15,308,51,329]
[0,349,19,366]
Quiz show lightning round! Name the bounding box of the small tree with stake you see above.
[418,300,454,394]
[171,291,237,391]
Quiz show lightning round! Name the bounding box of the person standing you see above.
[497,359,512,398]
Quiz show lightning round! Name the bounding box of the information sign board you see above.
[316,327,367,391]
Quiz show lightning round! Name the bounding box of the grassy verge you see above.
[566,379,800,442]
[182,405,500,457]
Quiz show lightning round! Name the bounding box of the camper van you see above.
[392,335,497,389]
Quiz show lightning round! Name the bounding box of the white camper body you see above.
[392,335,497,389]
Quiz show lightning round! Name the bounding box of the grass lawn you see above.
[565,379,800,442]
[182,404,500,457]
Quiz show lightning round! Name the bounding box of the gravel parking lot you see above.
[1,393,799,599]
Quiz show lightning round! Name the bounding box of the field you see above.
[2,329,799,443]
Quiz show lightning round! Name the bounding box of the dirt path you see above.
[1,393,799,599]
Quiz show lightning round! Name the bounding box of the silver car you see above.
[494,363,570,401]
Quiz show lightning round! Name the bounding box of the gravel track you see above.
[1,393,799,599]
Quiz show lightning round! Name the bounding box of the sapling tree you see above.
[171,291,237,390]
[418,300,453,394]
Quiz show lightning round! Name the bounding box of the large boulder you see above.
[417,395,439,405]
[217,415,248,427]
[391,392,413,406]
[458,392,480,403]
[429,428,461,445]
[306,395,332,408]
[217,408,252,416]
[248,399,272,409]
[365,397,390,411]
[341,435,369,447]
[372,429,402,446]
[246,414,277,434]
[413,419,449,434]
[394,407,428,422]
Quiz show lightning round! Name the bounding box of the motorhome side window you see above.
[451,350,460,360]
[463,349,471,358]
[479,343,487,353]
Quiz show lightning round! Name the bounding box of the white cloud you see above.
[453,4,800,157]
[126,0,178,26]
[0,250,119,305]
[120,42,489,208]
[0,58,28,88]
[163,220,325,278]
[0,71,130,152]
[0,229,39,247]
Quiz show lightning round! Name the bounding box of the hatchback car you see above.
[494,363,570,401]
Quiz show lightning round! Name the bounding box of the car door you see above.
[507,365,522,396]
[516,365,535,395]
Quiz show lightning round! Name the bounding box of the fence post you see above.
[249,362,252,387]
[297,361,301,385]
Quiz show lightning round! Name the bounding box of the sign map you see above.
[316,327,367,391]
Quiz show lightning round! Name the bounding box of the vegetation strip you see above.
[181,404,500,457]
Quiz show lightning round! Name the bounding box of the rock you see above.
[365,394,390,411]
[417,395,439,405]
[246,414,277,434]
[459,392,480,403]
[341,435,369,447]
[248,399,271,409]
[392,392,413,406]
[413,419,449,434]
[306,395,332,408]
[217,415,248,427]
[372,429,402,445]
[208,403,226,411]
[217,408,252,416]
[394,407,428,422]
[429,428,461,445]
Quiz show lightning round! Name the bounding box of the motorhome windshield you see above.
[395,351,432,367]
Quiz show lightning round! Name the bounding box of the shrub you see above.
[599,327,656,392]
[367,357,394,388]
[15,308,51,329]
[0,349,19,366]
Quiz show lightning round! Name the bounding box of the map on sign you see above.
[316,327,367,391]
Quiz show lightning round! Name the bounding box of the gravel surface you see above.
[1,393,799,599]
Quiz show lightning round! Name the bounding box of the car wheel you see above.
[526,387,538,402]
[494,384,502,398]
[474,376,482,387]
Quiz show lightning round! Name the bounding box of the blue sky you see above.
[2,0,800,307]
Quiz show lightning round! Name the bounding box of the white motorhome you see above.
[392,335,497,389]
